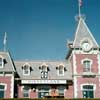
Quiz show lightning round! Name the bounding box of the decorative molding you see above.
[81,58,93,64]
[80,83,96,90]
[73,51,77,74]
[73,77,77,98]
[10,74,14,98]
[0,83,7,90]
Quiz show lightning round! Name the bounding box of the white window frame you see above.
[81,83,96,98]
[22,86,30,98]
[81,58,92,72]
[57,86,65,96]
[57,64,64,76]
[0,83,7,98]
[41,64,48,79]
[0,83,7,90]
[0,56,4,68]
[23,63,30,76]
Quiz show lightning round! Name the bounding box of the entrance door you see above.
[82,85,94,98]
[38,86,50,98]
[38,90,49,98]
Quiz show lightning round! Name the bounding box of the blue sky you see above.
[0,0,100,60]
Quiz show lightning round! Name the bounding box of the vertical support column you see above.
[10,73,14,98]
[97,54,100,91]
[73,51,78,98]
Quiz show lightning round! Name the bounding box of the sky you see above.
[0,0,100,60]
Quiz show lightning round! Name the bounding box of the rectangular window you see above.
[82,85,94,98]
[59,89,64,96]
[24,69,29,75]
[0,85,5,98]
[23,86,29,98]
[57,86,65,96]
[59,69,63,75]
[38,86,50,98]
[83,61,91,72]
[41,71,48,79]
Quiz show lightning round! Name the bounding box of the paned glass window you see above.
[23,86,29,98]
[23,64,30,75]
[83,60,91,72]
[82,85,94,98]
[0,85,5,98]
[41,65,48,79]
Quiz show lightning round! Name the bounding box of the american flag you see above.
[79,0,82,7]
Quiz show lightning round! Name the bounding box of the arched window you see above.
[42,65,47,71]
[82,59,92,72]
[57,64,64,76]
[40,63,48,79]
[22,63,31,76]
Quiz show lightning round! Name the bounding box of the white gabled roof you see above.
[73,17,99,48]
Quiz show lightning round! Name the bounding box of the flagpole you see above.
[3,32,7,52]
[78,1,81,18]
[4,44,6,52]
[78,0,82,18]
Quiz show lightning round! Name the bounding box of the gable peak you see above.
[73,17,99,48]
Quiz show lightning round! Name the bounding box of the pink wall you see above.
[18,85,74,98]
[75,54,98,74]
[0,76,12,98]
[30,89,38,98]
[18,85,38,98]
[64,85,74,98]
[77,77,100,98]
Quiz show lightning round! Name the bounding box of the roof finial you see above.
[3,32,7,52]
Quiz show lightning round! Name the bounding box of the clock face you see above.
[82,42,90,51]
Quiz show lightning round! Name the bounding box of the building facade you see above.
[0,17,100,98]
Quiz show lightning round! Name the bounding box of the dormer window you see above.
[22,63,31,76]
[39,63,48,79]
[57,64,64,76]
[0,56,4,68]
